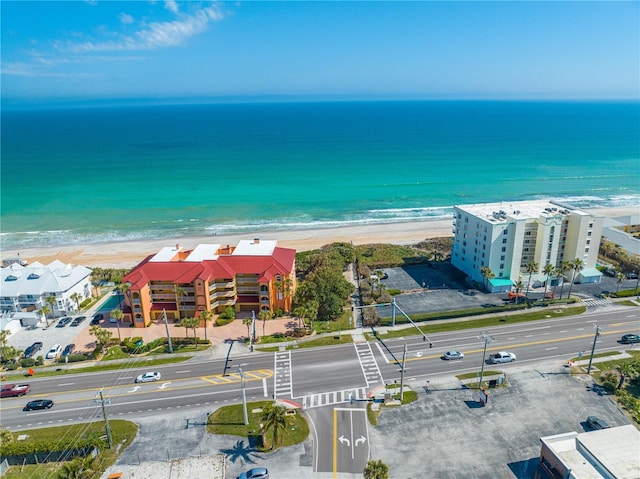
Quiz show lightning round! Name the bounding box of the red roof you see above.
[122,245,295,290]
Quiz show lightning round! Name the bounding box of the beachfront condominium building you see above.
[1,260,93,317]
[121,239,296,328]
[451,200,604,293]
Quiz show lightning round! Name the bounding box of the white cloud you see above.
[68,5,223,53]
[165,0,179,15]
[119,12,135,25]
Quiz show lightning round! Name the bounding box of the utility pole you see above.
[94,389,113,448]
[162,308,173,353]
[239,365,249,426]
[391,297,396,328]
[399,344,407,401]
[477,332,494,390]
[587,324,601,374]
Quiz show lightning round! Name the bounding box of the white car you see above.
[45,344,62,359]
[443,350,464,360]
[488,351,516,364]
[135,372,161,383]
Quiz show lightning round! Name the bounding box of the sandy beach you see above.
[2,206,637,269]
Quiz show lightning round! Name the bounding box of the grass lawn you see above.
[367,306,586,340]
[206,401,309,450]
[286,334,352,350]
[2,420,137,479]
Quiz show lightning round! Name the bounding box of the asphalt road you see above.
[1,306,638,476]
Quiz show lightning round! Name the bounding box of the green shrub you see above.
[20,358,35,368]
[218,306,235,320]
[35,356,43,366]
[66,354,88,363]
[215,317,234,326]
[5,362,18,371]
[79,298,92,308]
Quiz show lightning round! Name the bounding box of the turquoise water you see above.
[1,100,639,249]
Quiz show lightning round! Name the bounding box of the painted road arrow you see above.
[338,435,350,447]
[127,386,141,393]
[415,352,424,357]
[158,382,172,389]
[355,435,367,447]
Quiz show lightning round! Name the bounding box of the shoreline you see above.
[1,206,637,269]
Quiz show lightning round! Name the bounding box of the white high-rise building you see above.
[451,200,604,293]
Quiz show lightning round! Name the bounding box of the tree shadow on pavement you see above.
[220,439,263,465]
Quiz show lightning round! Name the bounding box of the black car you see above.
[62,344,75,357]
[626,272,639,280]
[90,313,103,325]
[586,415,610,430]
[55,317,72,328]
[70,316,86,327]
[23,399,54,411]
[24,342,43,358]
[620,334,640,344]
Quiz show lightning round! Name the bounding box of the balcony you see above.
[210,281,234,290]
[237,286,259,294]
[151,293,178,301]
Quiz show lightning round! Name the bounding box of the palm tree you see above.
[282,277,293,312]
[513,280,524,304]
[615,271,626,294]
[45,295,57,324]
[175,286,186,319]
[524,260,538,301]
[259,310,272,337]
[90,325,112,352]
[261,403,287,449]
[70,292,82,311]
[615,362,637,389]
[199,310,213,342]
[542,263,555,300]
[57,454,97,479]
[0,426,13,447]
[117,282,130,316]
[364,459,389,479]
[242,317,252,342]
[110,308,123,343]
[567,258,584,299]
[274,280,283,310]
[38,305,51,327]
[556,261,572,299]
[480,266,495,292]
[181,317,200,348]
[0,330,9,364]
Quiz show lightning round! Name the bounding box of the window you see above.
[586,239,590,245]
[500,264,504,269]
[501,255,505,260]
[588,231,592,237]
[501,247,506,252]
[503,229,508,235]
[275,275,282,282]
[502,238,507,244]
[463,241,466,246]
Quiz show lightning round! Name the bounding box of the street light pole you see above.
[477,332,493,389]
[399,344,407,401]
[94,389,113,448]
[587,324,601,374]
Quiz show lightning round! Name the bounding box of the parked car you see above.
[442,350,464,360]
[135,372,161,383]
[586,416,610,430]
[0,383,31,398]
[55,316,72,328]
[237,468,269,479]
[70,316,86,327]
[625,271,638,280]
[23,399,54,411]
[45,344,62,359]
[24,342,43,358]
[62,344,75,357]
[488,351,516,364]
[90,313,103,325]
[620,334,640,344]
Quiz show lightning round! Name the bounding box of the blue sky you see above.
[2,1,639,104]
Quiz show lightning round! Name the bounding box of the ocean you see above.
[1,100,639,250]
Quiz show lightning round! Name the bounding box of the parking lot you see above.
[6,293,117,364]
[370,362,632,479]
[375,263,636,318]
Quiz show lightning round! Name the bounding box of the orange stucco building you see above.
[120,239,296,327]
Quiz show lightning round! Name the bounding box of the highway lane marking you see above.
[545,347,558,350]
[58,383,75,386]
[201,369,273,385]
[2,383,270,415]
[377,329,631,364]
[175,370,191,373]
[262,378,268,397]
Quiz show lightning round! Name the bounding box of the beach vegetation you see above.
[0,420,137,479]
[592,352,640,424]
[294,264,354,321]
[364,459,389,479]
